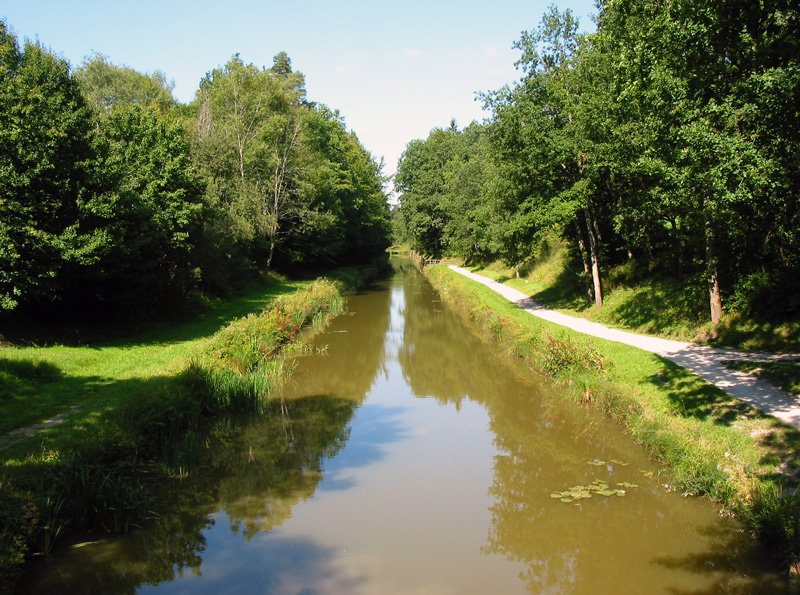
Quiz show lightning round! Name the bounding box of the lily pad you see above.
[560,497,573,503]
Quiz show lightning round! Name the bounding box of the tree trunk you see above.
[574,219,594,304]
[704,200,723,325]
[584,206,603,308]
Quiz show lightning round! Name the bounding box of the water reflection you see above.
[20,396,360,593]
[20,258,790,593]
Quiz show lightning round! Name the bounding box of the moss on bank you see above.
[0,272,363,591]
[423,264,800,575]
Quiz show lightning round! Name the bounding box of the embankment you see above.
[0,271,364,591]
[422,264,800,576]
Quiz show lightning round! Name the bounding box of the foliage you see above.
[0,22,94,310]
[73,105,206,308]
[0,22,391,317]
[397,1,800,326]
[75,52,177,113]
[395,121,499,261]
[191,54,390,274]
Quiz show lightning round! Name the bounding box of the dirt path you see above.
[449,266,800,429]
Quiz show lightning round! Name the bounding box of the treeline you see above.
[396,1,800,324]
[0,22,391,318]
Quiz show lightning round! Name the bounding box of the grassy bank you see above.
[465,239,800,354]
[423,264,800,575]
[0,270,363,590]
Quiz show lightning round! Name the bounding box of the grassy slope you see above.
[464,242,800,398]
[0,278,307,441]
[425,263,800,573]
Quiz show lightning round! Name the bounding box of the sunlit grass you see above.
[0,277,307,436]
[466,238,800,353]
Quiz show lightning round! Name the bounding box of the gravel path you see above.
[449,266,800,429]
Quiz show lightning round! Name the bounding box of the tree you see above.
[74,105,205,306]
[486,7,607,305]
[193,54,308,269]
[596,0,800,323]
[0,22,94,310]
[75,52,176,114]
[395,129,457,257]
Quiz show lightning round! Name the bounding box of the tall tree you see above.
[193,54,307,268]
[597,0,800,323]
[73,105,205,306]
[0,22,93,310]
[75,52,176,114]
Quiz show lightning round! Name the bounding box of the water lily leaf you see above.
[560,497,573,503]
[587,460,604,466]
[598,490,615,497]
[550,493,564,499]
[616,490,626,496]
[610,459,630,466]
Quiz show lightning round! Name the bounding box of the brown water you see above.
[21,259,788,593]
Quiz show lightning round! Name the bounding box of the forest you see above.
[0,21,392,322]
[395,1,800,328]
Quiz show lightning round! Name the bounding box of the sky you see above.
[2,0,598,192]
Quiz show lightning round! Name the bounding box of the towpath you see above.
[449,265,800,429]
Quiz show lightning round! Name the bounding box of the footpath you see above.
[449,265,800,430]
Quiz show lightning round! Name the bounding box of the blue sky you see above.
[2,0,597,184]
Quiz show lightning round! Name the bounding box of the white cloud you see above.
[404,48,424,58]
[334,64,356,74]
[485,45,500,57]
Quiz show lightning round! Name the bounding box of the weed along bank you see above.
[15,259,792,593]
[422,262,800,581]
[1,273,363,591]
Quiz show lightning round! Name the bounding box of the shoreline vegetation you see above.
[420,263,800,578]
[0,268,367,591]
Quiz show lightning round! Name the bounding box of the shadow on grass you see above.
[531,262,591,312]
[650,359,762,426]
[605,281,706,336]
[648,359,800,483]
[724,360,800,398]
[0,279,301,350]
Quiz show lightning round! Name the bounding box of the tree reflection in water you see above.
[20,396,359,593]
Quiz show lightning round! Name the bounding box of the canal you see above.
[21,258,787,593]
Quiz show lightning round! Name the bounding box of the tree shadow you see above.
[649,358,766,426]
[651,522,791,594]
[647,357,800,483]
[0,280,300,349]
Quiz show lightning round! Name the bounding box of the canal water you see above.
[21,259,787,593]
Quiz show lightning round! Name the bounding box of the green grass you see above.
[0,272,363,590]
[0,276,306,437]
[424,263,800,573]
[464,239,800,354]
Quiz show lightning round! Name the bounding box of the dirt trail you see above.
[449,265,800,429]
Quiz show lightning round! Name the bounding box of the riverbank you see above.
[422,264,800,576]
[0,270,364,591]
